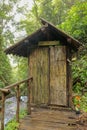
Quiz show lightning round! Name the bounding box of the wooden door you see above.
[50,46,67,106]
[29,47,49,105]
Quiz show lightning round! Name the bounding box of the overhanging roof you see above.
[5,18,82,57]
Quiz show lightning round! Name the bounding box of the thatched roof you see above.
[5,18,82,57]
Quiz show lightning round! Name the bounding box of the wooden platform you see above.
[19,108,78,130]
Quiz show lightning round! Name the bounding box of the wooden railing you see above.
[0,77,33,130]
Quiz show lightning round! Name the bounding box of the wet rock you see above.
[20,96,27,102]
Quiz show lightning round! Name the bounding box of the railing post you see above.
[27,80,31,115]
[0,77,32,130]
[16,85,20,123]
[1,92,5,130]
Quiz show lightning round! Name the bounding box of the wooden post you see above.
[48,47,50,105]
[16,85,20,123]
[66,47,74,108]
[1,93,5,130]
[27,80,31,115]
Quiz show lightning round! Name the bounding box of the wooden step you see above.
[48,105,73,111]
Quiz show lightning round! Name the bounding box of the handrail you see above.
[5,77,33,89]
[0,77,33,130]
[0,88,10,94]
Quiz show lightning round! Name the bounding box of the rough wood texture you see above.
[5,77,33,89]
[28,44,72,107]
[1,93,5,130]
[0,88,10,94]
[29,48,49,105]
[19,108,77,130]
[5,18,82,57]
[0,77,33,130]
[66,47,73,108]
[38,41,60,46]
[50,46,67,106]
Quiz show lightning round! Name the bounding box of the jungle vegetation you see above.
[0,0,87,111]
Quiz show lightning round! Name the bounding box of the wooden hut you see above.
[5,18,82,108]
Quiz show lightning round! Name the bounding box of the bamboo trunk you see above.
[0,88,10,94]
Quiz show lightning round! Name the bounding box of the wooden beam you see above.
[0,88,10,94]
[0,77,33,130]
[38,41,61,46]
[5,77,33,89]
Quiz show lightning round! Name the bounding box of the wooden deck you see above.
[19,108,78,130]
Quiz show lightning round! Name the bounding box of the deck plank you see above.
[19,108,77,130]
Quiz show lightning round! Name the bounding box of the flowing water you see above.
[4,96,27,125]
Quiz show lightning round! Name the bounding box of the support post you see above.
[1,93,5,130]
[27,80,31,115]
[66,47,74,108]
[16,85,20,123]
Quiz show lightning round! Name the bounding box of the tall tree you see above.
[59,0,87,94]
[60,0,87,43]
[0,0,13,87]
[20,0,81,35]
[0,0,28,87]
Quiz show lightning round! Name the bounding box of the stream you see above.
[4,96,27,125]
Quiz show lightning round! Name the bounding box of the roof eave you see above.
[40,18,82,51]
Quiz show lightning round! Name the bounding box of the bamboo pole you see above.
[1,93,5,130]
[16,85,20,123]
[0,77,33,130]
[27,81,31,115]
[0,88,10,94]
[5,77,33,89]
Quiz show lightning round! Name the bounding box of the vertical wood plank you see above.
[1,93,5,130]
[50,46,67,106]
[48,47,50,105]
[28,47,49,105]
[16,85,20,122]
[66,47,73,108]
[28,52,35,103]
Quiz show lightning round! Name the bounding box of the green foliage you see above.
[72,55,87,93]
[51,0,78,24]
[79,94,87,112]
[11,57,28,82]
[0,0,87,112]
[20,12,40,35]
[60,0,87,43]
[19,108,27,118]
[20,0,79,33]
[0,51,12,88]
[0,0,28,88]
[5,120,19,130]
[10,56,28,95]
[5,109,27,130]
[36,0,57,24]
[72,55,87,112]
[73,94,87,112]
[57,0,87,111]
